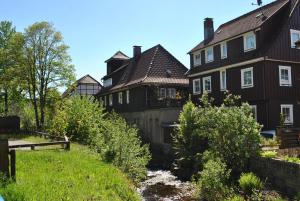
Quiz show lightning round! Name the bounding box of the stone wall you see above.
[250,157,300,197]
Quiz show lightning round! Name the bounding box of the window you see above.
[290,29,300,48]
[202,76,212,92]
[281,104,293,124]
[205,47,214,63]
[193,52,201,66]
[159,88,166,99]
[243,32,256,51]
[250,105,257,120]
[241,67,254,88]
[126,90,130,104]
[103,78,112,87]
[193,79,201,94]
[279,66,292,86]
[109,94,113,106]
[220,42,227,59]
[220,70,227,91]
[118,92,123,104]
[167,88,176,99]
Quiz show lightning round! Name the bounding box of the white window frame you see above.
[193,79,201,95]
[279,66,292,86]
[159,88,166,99]
[281,104,294,124]
[109,94,113,106]
[241,67,254,89]
[126,90,130,104]
[220,42,227,59]
[118,92,123,104]
[290,29,300,48]
[202,76,212,93]
[250,105,257,120]
[205,47,214,63]
[193,52,201,66]
[220,69,227,91]
[167,88,176,99]
[243,32,256,52]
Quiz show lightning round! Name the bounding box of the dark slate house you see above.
[188,0,300,131]
[62,74,102,98]
[96,45,188,148]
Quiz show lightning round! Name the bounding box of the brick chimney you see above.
[133,46,142,57]
[204,18,214,43]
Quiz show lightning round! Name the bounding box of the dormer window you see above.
[220,42,227,59]
[205,47,214,63]
[290,29,300,48]
[103,78,112,87]
[193,52,201,66]
[243,32,256,52]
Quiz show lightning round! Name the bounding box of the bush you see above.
[50,96,151,183]
[238,172,263,196]
[91,113,151,183]
[173,101,208,179]
[196,157,232,201]
[260,151,277,158]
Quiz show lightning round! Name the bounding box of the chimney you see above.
[133,46,142,57]
[204,18,214,43]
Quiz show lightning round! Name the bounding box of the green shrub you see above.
[283,156,300,164]
[294,192,300,201]
[50,96,151,183]
[238,172,263,196]
[197,157,232,201]
[91,113,151,183]
[260,151,277,158]
[20,104,36,130]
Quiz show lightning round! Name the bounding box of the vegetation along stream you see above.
[138,169,196,201]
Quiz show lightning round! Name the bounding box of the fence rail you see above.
[0,131,70,181]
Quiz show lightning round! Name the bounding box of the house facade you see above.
[62,74,102,98]
[188,0,300,130]
[96,45,188,149]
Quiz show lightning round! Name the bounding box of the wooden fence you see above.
[0,132,70,181]
[276,127,300,149]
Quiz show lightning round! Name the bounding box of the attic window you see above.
[166,69,172,77]
[256,13,263,18]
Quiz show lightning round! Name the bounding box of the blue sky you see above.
[1,0,273,83]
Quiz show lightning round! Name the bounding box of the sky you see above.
[1,0,274,84]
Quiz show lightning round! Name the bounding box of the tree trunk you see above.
[4,88,8,116]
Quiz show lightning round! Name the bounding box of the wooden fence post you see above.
[64,136,70,151]
[0,139,10,178]
[10,150,16,181]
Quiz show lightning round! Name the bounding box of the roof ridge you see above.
[219,0,288,28]
[142,45,160,82]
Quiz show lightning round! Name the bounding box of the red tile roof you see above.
[102,44,188,93]
[189,0,290,53]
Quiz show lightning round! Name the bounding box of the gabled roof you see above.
[105,51,130,62]
[76,74,101,85]
[189,0,290,53]
[102,44,188,93]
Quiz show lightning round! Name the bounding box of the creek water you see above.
[138,169,196,201]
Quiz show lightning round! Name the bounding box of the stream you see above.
[138,169,197,201]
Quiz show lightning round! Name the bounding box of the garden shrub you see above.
[224,195,245,201]
[50,96,150,183]
[196,157,232,201]
[173,101,208,179]
[238,172,263,196]
[260,151,277,159]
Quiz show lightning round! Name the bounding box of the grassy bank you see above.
[0,140,140,201]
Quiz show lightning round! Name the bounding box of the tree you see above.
[23,22,75,130]
[0,21,24,115]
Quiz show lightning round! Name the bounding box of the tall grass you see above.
[0,143,140,201]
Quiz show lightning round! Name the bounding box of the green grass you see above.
[0,141,140,201]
